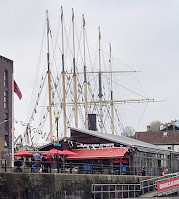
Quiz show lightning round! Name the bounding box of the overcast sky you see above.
[1,0,179,141]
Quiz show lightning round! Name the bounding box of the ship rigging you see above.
[24,7,156,147]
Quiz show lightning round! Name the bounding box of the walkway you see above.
[139,191,157,197]
[140,172,179,198]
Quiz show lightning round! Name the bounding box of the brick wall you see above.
[0,137,4,159]
[0,56,13,152]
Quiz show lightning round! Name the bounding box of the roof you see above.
[162,124,179,131]
[70,127,173,154]
[0,55,13,63]
[38,137,74,151]
[38,141,59,151]
[160,120,179,131]
[135,131,179,145]
[66,147,128,160]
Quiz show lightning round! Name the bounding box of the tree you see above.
[149,120,162,131]
[122,126,135,137]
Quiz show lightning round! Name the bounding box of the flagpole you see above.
[11,74,14,168]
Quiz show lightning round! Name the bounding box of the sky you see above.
[1,0,179,143]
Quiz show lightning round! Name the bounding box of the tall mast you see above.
[61,6,67,137]
[109,43,114,135]
[98,27,103,133]
[83,14,88,129]
[72,8,78,128]
[46,10,53,142]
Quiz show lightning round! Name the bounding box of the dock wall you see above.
[0,173,149,199]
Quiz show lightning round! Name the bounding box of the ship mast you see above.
[82,14,88,129]
[109,43,114,135]
[46,11,53,142]
[72,8,78,128]
[61,6,67,137]
[98,27,103,133]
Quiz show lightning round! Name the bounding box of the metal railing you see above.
[155,172,179,197]
[1,158,177,177]
[91,183,141,199]
[91,172,179,198]
[140,172,179,195]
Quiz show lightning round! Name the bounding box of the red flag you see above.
[14,80,22,100]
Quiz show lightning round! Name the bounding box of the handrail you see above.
[140,172,179,195]
[92,172,179,198]
[92,183,141,199]
[1,157,179,177]
[156,172,179,183]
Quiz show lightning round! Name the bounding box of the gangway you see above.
[91,172,179,198]
[140,172,179,197]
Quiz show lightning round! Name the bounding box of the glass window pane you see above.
[4,91,8,109]
[4,70,8,87]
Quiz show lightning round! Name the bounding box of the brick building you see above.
[135,130,179,152]
[0,55,13,156]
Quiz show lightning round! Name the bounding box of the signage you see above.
[157,177,179,192]
[121,165,127,173]
[54,143,61,147]
[77,143,115,148]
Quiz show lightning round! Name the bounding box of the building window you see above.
[5,135,9,147]
[4,70,8,87]
[4,91,8,109]
[163,132,168,137]
[4,113,9,131]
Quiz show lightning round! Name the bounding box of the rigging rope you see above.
[26,18,47,122]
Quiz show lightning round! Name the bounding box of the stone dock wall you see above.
[0,173,149,199]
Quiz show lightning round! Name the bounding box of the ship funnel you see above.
[88,114,97,131]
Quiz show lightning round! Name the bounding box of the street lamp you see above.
[55,113,60,140]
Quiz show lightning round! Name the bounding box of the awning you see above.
[66,147,129,160]
[14,150,33,157]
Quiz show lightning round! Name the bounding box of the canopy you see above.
[42,148,60,155]
[42,149,76,156]
[66,147,128,160]
[59,150,76,155]
[14,150,33,157]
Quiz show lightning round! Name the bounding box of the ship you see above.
[20,7,155,147]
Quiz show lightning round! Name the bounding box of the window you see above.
[4,70,8,87]
[4,91,8,109]
[163,131,168,137]
[4,113,8,131]
[5,135,9,147]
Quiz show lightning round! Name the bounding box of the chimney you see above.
[147,125,150,132]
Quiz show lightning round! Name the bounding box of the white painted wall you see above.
[158,144,179,152]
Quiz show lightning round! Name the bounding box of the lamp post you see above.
[55,113,60,173]
[55,114,60,140]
